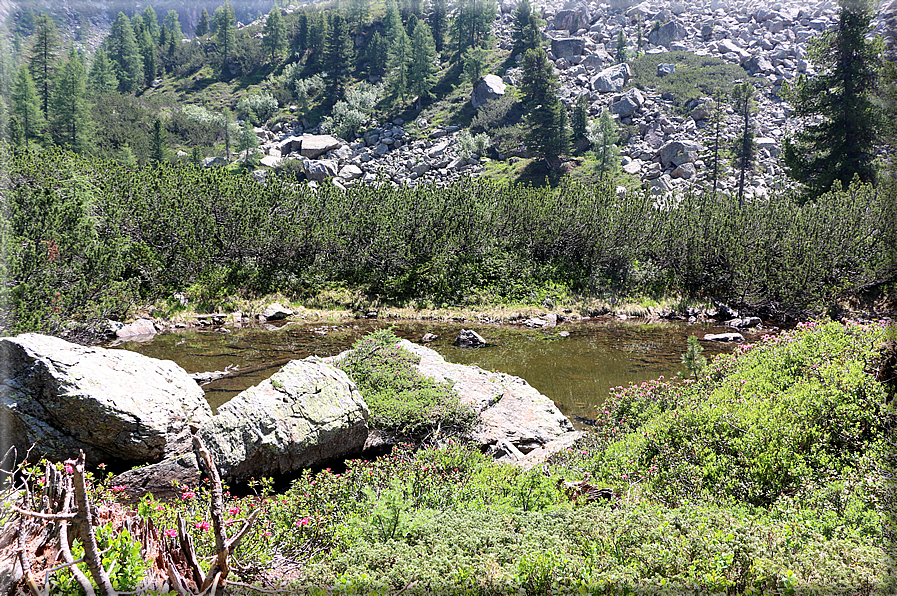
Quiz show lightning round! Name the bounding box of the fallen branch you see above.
[67,451,117,596]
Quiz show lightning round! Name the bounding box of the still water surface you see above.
[116,319,745,423]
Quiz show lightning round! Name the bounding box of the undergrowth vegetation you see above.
[9,320,891,594]
[1,150,894,338]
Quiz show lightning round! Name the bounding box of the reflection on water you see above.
[114,319,746,422]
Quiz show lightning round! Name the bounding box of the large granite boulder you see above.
[611,87,645,117]
[648,20,687,48]
[0,334,212,467]
[591,63,631,93]
[399,340,575,454]
[553,7,591,33]
[551,37,586,60]
[303,159,339,181]
[300,134,341,158]
[471,75,506,109]
[659,140,701,169]
[198,358,369,482]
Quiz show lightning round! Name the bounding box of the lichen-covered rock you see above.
[198,358,369,482]
[399,340,575,454]
[0,334,212,466]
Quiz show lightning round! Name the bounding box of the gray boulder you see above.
[591,63,631,92]
[0,334,212,466]
[671,162,696,179]
[201,156,226,168]
[703,332,745,342]
[553,8,590,33]
[657,63,676,75]
[453,329,487,348]
[261,302,293,321]
[551,37,586,60]
[659,140,701,169]
[471,75,507,109]
[400,341,575,454]
[648,21,687,48]
[300,134,341,158]
[116,318,156,339]
[611,88,645,117]
[199,358,369,482]
[338,164,364,180]
[304,159,339,181]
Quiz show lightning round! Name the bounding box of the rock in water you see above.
[454,329,487,348]
[198,358,369,482]
[0,333,212,466]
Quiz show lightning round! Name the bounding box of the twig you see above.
[177,512,205,587]
[10,506,78,520]
[67,451,117,596]
[17,518,42,596]
[57,487,96,596]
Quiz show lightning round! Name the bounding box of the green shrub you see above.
[336,329,478,441]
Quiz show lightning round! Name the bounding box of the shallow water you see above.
[115,318,749,424]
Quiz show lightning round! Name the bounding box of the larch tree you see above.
[387,26,412,101]
[215,1,236,78]
[731,81,756,207]
[782,0,884,199]
[12,66,45,142]
[196,8,211,37]
[429,0,448,53]
[88,49,118,94]
[107,12,142,93]
[409,20,438,107]
[263,7,287,61]
[142,6,161,44]
[163,10,184,41]
[29,13,58,117]
[324,13,353,99]
[521,47,569,171]
[50,47,93,152]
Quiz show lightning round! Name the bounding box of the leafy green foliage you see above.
[680,335,706,379]
[336,329,477,440]
[51,524,148,594]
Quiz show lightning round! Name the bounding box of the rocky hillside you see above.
[241,0,894,195]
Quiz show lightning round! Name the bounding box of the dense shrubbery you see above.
[1,150,894,336]
[335,329,477,441]
[17,321,892,594]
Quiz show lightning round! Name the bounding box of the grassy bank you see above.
[7,320,892,594]
[2,150,895,340]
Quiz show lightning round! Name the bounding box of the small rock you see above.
[703,332,745,342]
[453,329,487,348]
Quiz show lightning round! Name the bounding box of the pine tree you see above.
[383,0,403,43]
[164,10,184,41]
[429,0,448,53]
[142,6,161,43]
[294,12,309,54]
[387,26,412,101]
[511,0,541,54]
[215,1,237,79]
[451,0,497,63]
[571,93,588,144]
[348,0,370,30]
[699,91,728,197]
[263,7,287,61]
[88,50,118,94]
[731,81,756,207]
[138,27,157,87]
[222,108,233,162]
[462,46,489,87]
[151,117,167,163]
[12,66,44,142]
[107,12,143,93]
[782,0,883,199]
[365,31,388,78]
[196,8,211,37]
[615,30,628,63]
[521,48,568,171]
[29,13,58,117]
[409,20,438,107]
[306,11,327,71]
[586,108,620,177]
[325,13,353,98]
[50,48,93,152]
[238,124,259,165]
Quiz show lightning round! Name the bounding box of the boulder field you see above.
[0,333,578,497]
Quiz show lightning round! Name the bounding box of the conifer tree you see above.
[521,48,568,171]
[107,12,143,93]
[699,91,728,197]
[222,107,233,162]
[50,48,93,152]
[615,30,628,63]
[511,0,541,54]
[571,93,588,144]
[306,11,327,71]
[732,81,756,206]
[29,13,58,117]
[142,6,161,43]
[409,20,438,107]
[782,0,883,199]
[365,31,388,78]
[88,49,118,94]
[429,0,448,53]
[383,0,403,43]
[196,8,211,37]
[586,108,619,177]
[462,46,489,87]
[325,13,353,98]
[215,1,237,78]
[138,27,157,87]
[294,12,309,54]
[164,10,184,41]
[348,0,370,30]
[451,0,497,62]
[151,117,167,163]
[387,26,412,101]
[12,66,44,142]
[263,7,287,61]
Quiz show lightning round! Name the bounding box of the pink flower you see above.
[181,491,196,500]
[111,485,126,493]
[296,517,310,527]
[194,521,210,531]
[64,464,74,474]
[164,529,177,538]
[228,507,240,516]
[263,531,271,537]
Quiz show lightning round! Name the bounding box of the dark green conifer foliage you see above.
[409,20,438,106]
[732,81,756,207]
[616,30,627,63]
[29,13,58,117]
[138,27,157,87]
[521,48,568,171]
[163,10,183,41]
[196,8,211,37]
[151,117,166,163]
[365,31,387,78]
[782,0,883,199]
[510,0,543,54]
[107,12,142,93]
[306,11,327,71]
[429,0,448,52]
[451,0,497,62]
[571,94,588,143]
[142,6,161,43]
[348,0,370,30]
[215,1,237,78]
[50,48,93,152]
[699,90,728,198]
[388,26,412,101]
[325,13,353,98]
[12,66,44,141]
[88,50,118,95]
[263,7,287,61]
[294,12,309,54]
